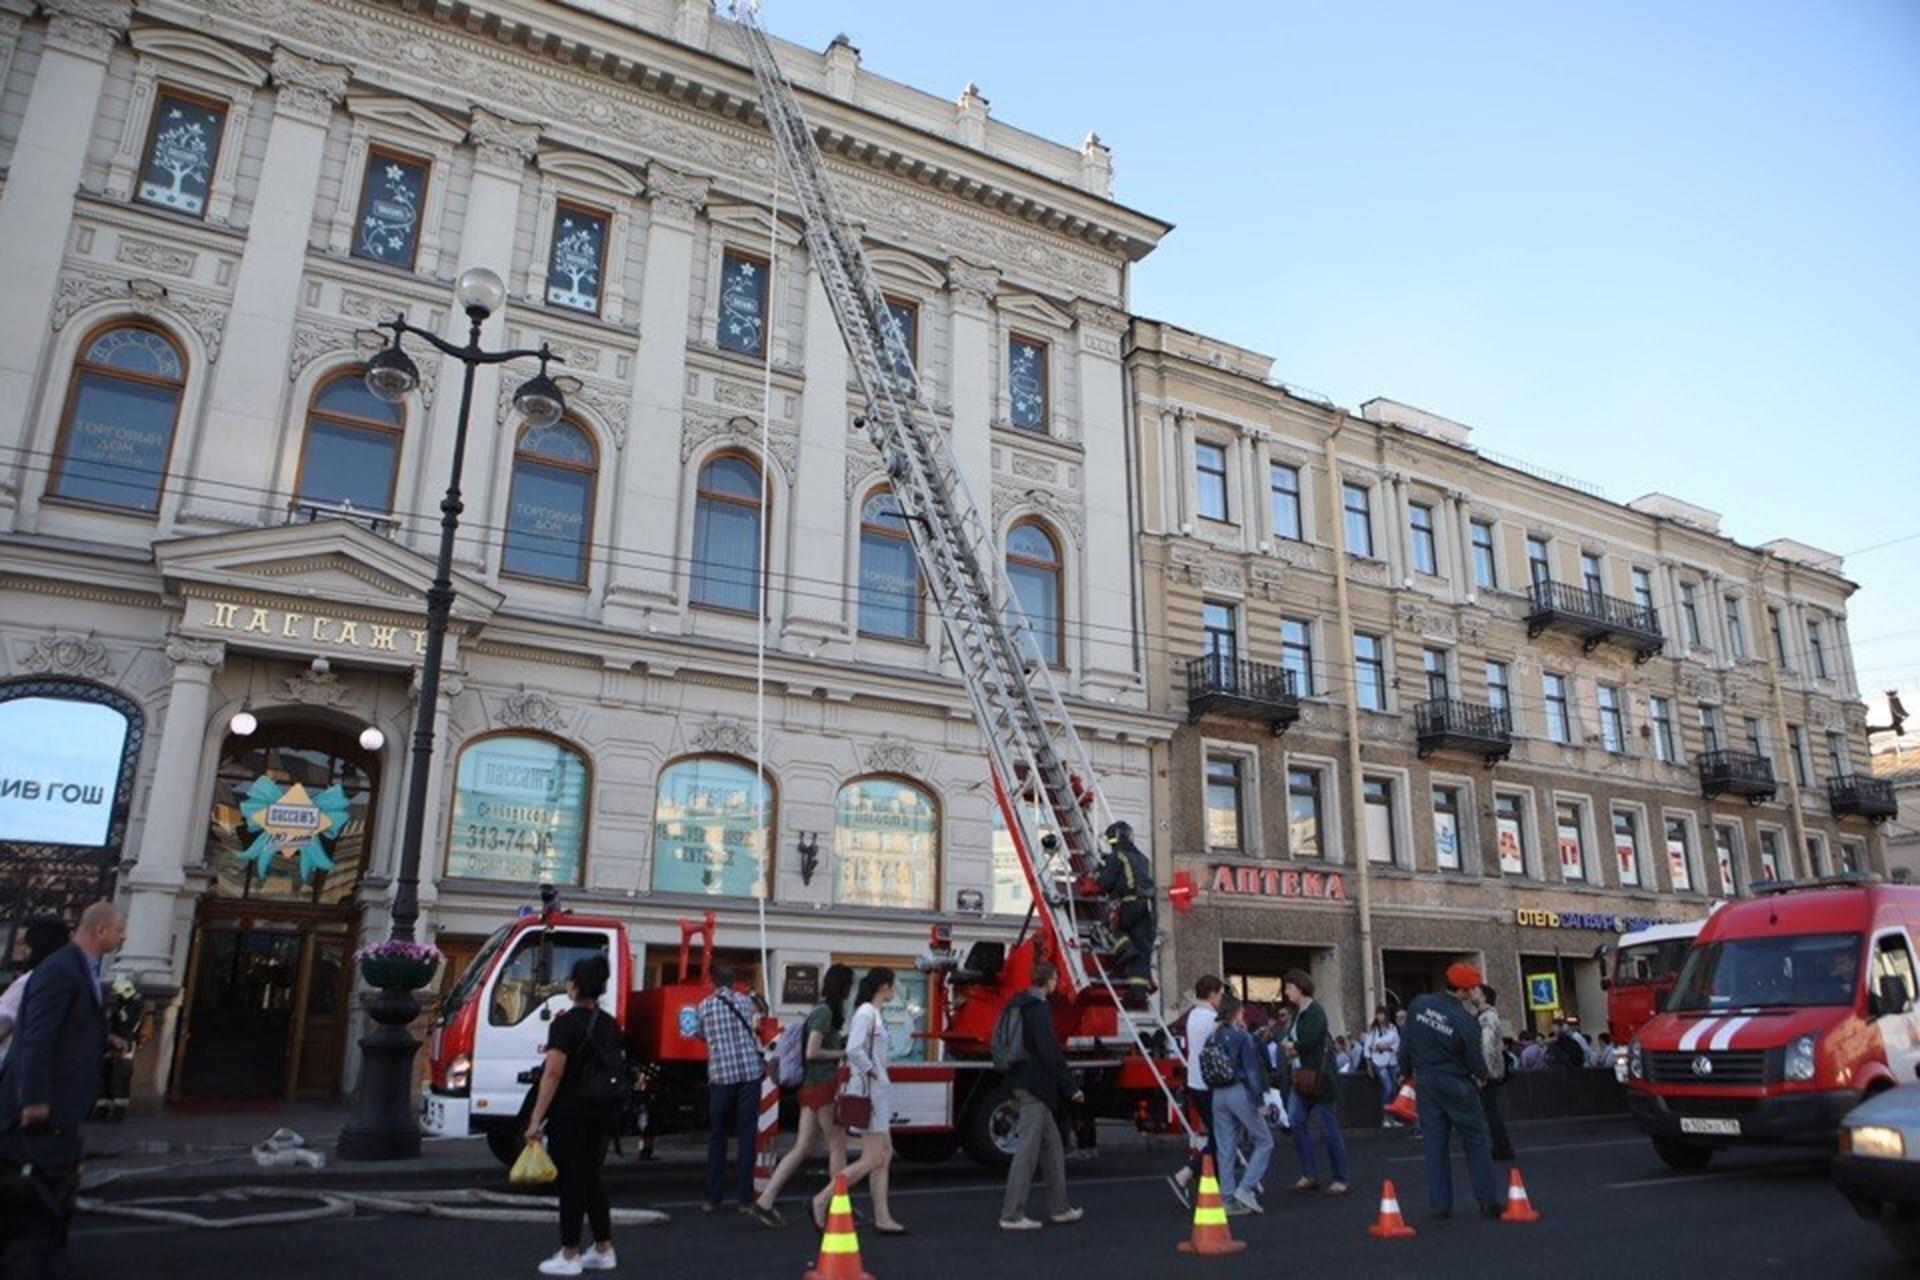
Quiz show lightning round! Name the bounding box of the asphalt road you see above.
[68,1116,1912,1279]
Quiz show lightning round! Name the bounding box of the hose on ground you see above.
[76,1185,672,1231]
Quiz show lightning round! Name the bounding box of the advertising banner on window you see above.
[446,736,588,885]
[1616,833,1640,886]
[0,697,130,847]
[651,758,769,898]
[1713,828,1737,894]
[1496,816,1525,875]
[1433,809,1460,870]
[1667,831,1692,891]
[1557,821,1584,881]
[834,780,937,911]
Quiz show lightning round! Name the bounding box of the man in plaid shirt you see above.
[693,967,766,1212]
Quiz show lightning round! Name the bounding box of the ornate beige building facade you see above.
[1129,319,1888,1033]
[0,0,1168,1104]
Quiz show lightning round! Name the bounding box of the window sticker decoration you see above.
[717,252,768,355]
[1008,337,1046,429]
[138,95,225,217]
[236,776,350,884]
[354,154,428,267]
[546,207,609,313]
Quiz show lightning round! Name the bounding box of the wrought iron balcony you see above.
[1829,774,1897,822]
[1185,654,1300,734]
[1414,698,1513,766]
[1525,580,1665,662]
[1698,749,1777,805]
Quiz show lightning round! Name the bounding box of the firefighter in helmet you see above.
[1096,820,1156,995]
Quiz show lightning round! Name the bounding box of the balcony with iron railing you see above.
[1698,748,1777,805]
[1525,580,1665,662]
[1828,774,1897,822]
[1414,698,1513,766]
[1185,654,1300,734]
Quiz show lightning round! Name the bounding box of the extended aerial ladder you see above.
[723,4,1190,1129]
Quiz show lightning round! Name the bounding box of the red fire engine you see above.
[1627,877,1920,1171]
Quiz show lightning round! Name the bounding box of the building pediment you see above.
[154,520,503,645]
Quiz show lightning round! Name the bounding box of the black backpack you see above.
[991,997,1031,1073]
[576,1010,636,1111]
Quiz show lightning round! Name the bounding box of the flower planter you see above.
[359,955,438,991]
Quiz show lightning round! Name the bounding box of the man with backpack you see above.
[996,961,1085,1230]
[1203,996,1274,1216]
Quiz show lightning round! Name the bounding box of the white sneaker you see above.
[580,1247,617,1272]
[999,1216,1042,1231]
[538,1253,584,1277]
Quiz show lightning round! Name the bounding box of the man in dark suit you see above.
[0,902,125,1278]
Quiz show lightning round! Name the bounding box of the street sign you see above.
[1526,972,1561,1012]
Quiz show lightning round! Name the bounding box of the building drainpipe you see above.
[1762,556,1812,876]
[1323,412,1377,1016]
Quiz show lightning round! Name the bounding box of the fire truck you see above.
[1626,877,1920,1171]
[1602,915,1711,1076]
[422,895,1180,1169]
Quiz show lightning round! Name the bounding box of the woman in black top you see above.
[526,955,624,1276]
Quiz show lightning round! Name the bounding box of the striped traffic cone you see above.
[1366,1179,1416,1238]
[1384,1077,1418,1126]
[1175,1154,1247,1257]
[804,1175,874,1280]
[1500,1167,1541,1223]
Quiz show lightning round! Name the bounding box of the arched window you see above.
[1006,519,1064,667]
[651,755,774,898]
[690,453,763,612]
[297,370,403,513]
[444,732,591,885]
[858,488,920,640]
[834,776,939,911]
[49,323,187,513]
[503,419,596,584]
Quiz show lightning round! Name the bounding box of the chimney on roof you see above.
[824,32,860,101]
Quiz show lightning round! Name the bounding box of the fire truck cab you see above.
[1604,916,1710,1077]
[1627,878,1920,1171]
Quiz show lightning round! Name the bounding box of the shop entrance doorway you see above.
[1517,953,1606,1036]
[1223,941,1318,1008]
[1381,948,1482,1015]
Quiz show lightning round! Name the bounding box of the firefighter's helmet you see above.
[1104,820,1133,848]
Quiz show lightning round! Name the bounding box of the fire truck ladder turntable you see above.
[726,3,1191,1134]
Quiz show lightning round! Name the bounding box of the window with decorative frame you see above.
[296,369,403,516]
[135,88,229,218]
[1007,334,1049,432]
[503,419,597,585]
[651,755,775,898]
[1195,441,1230,522]
[834,776,939,911]
[528,152,640,325]
[1410,502,1439,575]
[48,323,188,514]
[1470,519,1497,589]
[716,249,772,357]
[690,452,765,613]
[858,488,921,640]
[350,145,433,269]
[1270,462,1303,541]
[1006,520,1064,667]
[105,31,267,227]
[880,295,919,385]
[544,201,612,316]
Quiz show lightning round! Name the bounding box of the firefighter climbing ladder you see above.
[725,2,1190,1131]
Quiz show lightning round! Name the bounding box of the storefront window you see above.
[206,725,376,905]
[445,734,589,886]
[836,959,930,1062]
[834,777,939,911]
[651,755,773,898]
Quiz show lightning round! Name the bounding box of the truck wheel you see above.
[961,1082,1021,1172]
[485,1123,522,1168]
[1652,1137,1713,1173]
[893,1132,960,1165]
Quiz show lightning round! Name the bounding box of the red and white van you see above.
[1628,878,1920,1171]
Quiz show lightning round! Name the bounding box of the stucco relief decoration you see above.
[286,323,361,382]
[992,481,1085,545]
[863,736,923,777]
[568,381,630,448]
[42,0,131,58]
[23,633,112,679]
[1395,598,1458,640]
[498,688,564,732]
[691,716,759,757]
[115,239,196,278]
[277,668,352,708]
[164,637,225,668]
[470,108,540,172]
[1680,672,1720,703]
[945,258,999,310]
[1168,542,1242,593]
[1259,541,1315,572]
[646,165,712,222]
[1010,454,1057,484]
[51,271,227,361]
[268,47,349,124]
[1346,556,1390,587]
[681,412,797,478]
[714,380,768,413]
[844,437,882,497]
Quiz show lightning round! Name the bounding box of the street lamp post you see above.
[336,267,565,1161]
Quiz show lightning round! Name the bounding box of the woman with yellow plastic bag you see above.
[523,954,624,1275]
[510,1136,558,1185]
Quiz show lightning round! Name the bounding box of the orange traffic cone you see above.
[1500,1167,1541,1223]
[803,1175,875,1280]
[1176,1154,1248,1257]
[1384,1077,1418,1125]
[1366,1179,1417,1239]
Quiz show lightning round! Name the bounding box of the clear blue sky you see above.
[769,2,1920,698]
